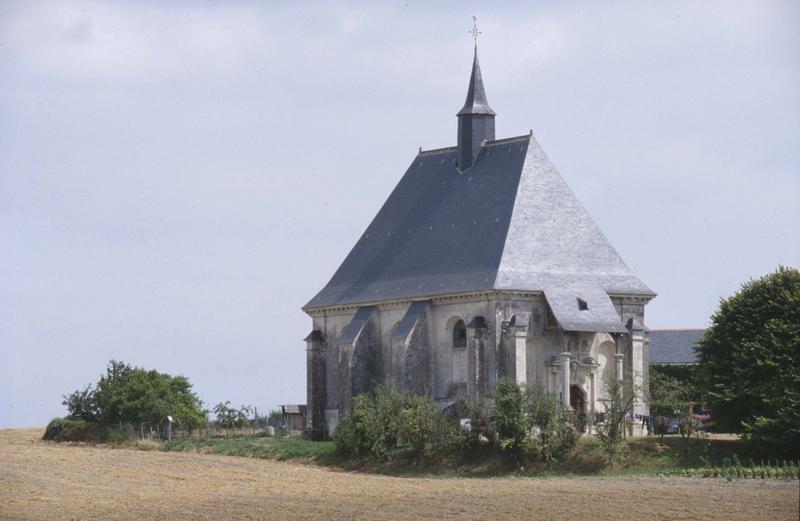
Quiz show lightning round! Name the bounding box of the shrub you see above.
[372,386,403,453]
[491,379,580,465]
[491,379,528,464]
[453,396,492,452]
[398,394,439,457]
[213,402,252,437]
[336,382,581,465]
[333,396,381,457]
[42,417,132,443]
[525,383,578,462]
[335,387,448,458]
[594,377,636,464]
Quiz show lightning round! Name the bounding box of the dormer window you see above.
[577,298,588,311]
[452,320,467,348]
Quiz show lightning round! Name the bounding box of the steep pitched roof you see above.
[495,136,653,296]
[650,329,705,365]
[304,134,653,311]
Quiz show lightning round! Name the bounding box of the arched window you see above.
[452,319,467,348]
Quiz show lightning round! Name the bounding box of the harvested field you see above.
[1,429,797,521]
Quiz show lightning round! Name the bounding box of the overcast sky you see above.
[2,1,798,428]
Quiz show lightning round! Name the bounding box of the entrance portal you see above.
[570,385,586,412]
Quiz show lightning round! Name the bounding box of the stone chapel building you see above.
[303,45,655,440]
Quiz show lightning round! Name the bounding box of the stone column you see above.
[337,342,353,413]
[630,330,647,423]
[561,351,571,410]
[588,371,596,435]
[305,330,327,441]
[514,328,527,385]
[614,353,624,381]
[472,322,488,396]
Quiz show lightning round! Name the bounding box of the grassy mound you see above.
[43,417,131,443]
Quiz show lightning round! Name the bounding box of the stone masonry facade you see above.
[305,291,651,439]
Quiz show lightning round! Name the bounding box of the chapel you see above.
[302,42,655,440]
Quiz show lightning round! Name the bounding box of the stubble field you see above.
[1,429,797,521]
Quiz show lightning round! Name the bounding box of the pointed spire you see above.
[457,36,496,170]
[458,45,495,116]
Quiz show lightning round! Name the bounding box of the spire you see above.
[457,21,496,170]
[457,45,495,117]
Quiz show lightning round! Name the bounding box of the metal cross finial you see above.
[469,16,481,43]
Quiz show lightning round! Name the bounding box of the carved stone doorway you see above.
[570,384,586,412]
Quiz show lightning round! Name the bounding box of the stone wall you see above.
[306,291,651,438]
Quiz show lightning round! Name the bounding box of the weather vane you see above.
[469,16,481,43]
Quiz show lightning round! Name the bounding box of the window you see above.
[577,298,588,311]
[452,319,467,348]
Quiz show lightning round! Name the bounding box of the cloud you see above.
[2,2,273,85]
[1,0,798,429]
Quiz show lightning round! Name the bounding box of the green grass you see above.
[163,433,338,463]
[158,433,798,479]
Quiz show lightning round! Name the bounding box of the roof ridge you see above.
[650,328,706,332]
[418,145,458,156]
[418,135,530,156]
[483,134,531,146]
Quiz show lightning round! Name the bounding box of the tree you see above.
[80,360,205,431]
[594,377,637,464]
[266,409,283,429]
[62,384,98,421]
[648,371,691,442]
[648,371,705,446]
[696,266,800,452]
[650,365,701,402]
[213,402,251,437]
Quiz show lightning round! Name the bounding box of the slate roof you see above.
[457,45,495,116]
[393,301,428,341]
[544,285,629,333]
[649,329,705,365]
[338,306,374,343]
[304,134,654,315]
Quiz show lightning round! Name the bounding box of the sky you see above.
[1,1,798,429]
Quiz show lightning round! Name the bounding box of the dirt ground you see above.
[1,429,797,521]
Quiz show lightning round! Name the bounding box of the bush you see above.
[594,377,636,464]
[213,402,252,437]
[525,383,578,462]
[335,382,580,465]
[491,379,579,465]
[333,397,377,457]
[452,396,492,452]
[398,394,439,457]
[491,379,528,463]
[43,417,132,443]
[335,387,447,458]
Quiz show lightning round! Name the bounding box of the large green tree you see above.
[66,360,206,431]
[697,266,800,450]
